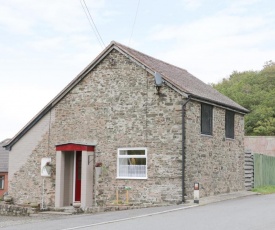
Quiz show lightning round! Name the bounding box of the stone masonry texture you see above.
[185,102,245,197]
[8,49,245,207]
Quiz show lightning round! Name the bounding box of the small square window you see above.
[0,176,4,190]
[225,110,235,139]
[117,148,147,179]
[201,103,213,135]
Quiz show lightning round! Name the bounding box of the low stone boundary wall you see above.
[0,203,30,216]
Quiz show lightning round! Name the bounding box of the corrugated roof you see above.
[4,41,248,150]
[112,41,248,113]
[0,139,10,172]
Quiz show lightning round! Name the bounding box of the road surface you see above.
[1,194,275,230]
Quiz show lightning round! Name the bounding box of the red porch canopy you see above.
[55,143,95,151]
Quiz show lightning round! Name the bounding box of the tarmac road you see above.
[2,191,273,230]
[88,194,275,230]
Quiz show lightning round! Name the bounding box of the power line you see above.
[80,0,103,48]
[129,0,141,46]
[80,0,105,48]
[82,0,105,47]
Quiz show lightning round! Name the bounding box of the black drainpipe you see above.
[182,96,191,203]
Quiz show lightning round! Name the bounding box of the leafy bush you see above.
[213,61,275,135]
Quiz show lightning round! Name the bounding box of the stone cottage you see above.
[0,139,10,198]
[4,41,248,209]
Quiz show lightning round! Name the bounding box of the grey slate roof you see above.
[4,41,248,150]
[0,139,10,172]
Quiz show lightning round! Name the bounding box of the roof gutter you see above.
[182,96,191,203]
[190,94,249,114]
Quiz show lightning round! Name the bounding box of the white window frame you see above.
[0,176,4,190]
[117,147,147,179]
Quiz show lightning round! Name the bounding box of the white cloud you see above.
[0,0,106,34]
[180,0,203,10]
[0,84,58,140]
[29,37,65,52]
[149,14,266,42]
[0,4,34,34]
[223,0,261,14]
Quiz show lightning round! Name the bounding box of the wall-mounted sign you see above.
[41,157,52,177]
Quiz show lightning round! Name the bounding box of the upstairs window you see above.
[201,103,213,135]
[117,148,147,179]
[225,110,235,139]
[0,176,4,189]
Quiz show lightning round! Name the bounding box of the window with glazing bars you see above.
[201,103,213,135]
[117,148,147,179]
[225,110,235,138]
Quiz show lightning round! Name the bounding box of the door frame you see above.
[55,143,95,208]
[73,151,82,203]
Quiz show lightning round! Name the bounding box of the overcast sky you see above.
[0,0,274,141]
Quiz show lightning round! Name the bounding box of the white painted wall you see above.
[8,110,55,180]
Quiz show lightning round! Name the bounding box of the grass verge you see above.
[252,185,275,194]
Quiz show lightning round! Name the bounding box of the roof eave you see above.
[190,94,249,114]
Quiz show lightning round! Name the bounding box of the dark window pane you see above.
[201,103,213,135]
[225,110,235,138]
[127,150,145,155]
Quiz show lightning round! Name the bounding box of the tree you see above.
[212,61,275,136]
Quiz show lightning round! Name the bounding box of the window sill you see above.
[225,137,235,141]
[116,177,148,180]
[201,134,213,138]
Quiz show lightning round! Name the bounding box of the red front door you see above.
[75,151,82,202]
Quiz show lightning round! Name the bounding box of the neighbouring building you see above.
[245,136,275,156]
[4,41,248,209]
[0,139,10,198]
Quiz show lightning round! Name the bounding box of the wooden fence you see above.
[254,153,275,188]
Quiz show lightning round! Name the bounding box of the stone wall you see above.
[8,49,246,206]
[8,111,56,206]
[0,203,29,216]
[8,49,184,206]
[185,102,245,197]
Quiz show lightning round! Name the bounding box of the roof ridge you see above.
[112,41,189,73]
